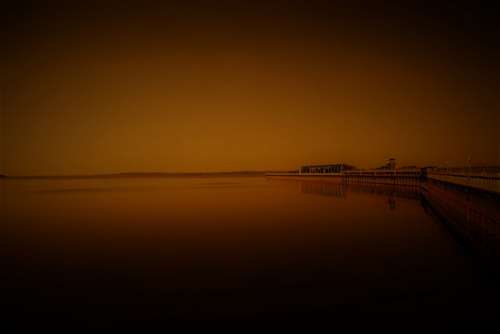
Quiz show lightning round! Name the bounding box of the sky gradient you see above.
[2,2,499,175]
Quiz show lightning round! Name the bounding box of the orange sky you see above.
[1,2,499,175]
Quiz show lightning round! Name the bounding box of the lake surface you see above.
[2,176,499,327]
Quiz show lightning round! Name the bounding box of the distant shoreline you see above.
[0,171,295,180]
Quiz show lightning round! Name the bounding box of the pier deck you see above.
[428,172,500,195]
[267,170,500,195]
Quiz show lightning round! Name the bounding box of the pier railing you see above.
[343,169,422,177]
[342,169,422,186]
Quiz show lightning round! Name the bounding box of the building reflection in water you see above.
[388,197,396,210]
[300,181,346,198]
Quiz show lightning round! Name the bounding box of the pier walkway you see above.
[428,172,500,195]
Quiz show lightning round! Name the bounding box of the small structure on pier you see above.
[376,158,397,170]
[300,163,356,174]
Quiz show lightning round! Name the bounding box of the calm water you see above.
[2,176,499,326]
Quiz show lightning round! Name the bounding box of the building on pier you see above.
[300,163,356,174]
[376,158,397,170]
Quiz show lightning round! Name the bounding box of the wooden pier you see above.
[267,169,500,195]
[427,171,500,195]
[343,169,423,186]
[267,167,500,259]
[266,169,424,187]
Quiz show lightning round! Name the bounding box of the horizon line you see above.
[0,170,294,179]
[2,164,499,179]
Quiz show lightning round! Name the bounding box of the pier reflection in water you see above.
[422,179,500,259]
[299,179,421,211]
[297,177,500,263]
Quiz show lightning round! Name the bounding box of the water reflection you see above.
[422,179,500,259]
[1,176,500,326]
[300,180,346,198]
[299,180,421,211]
[297,178,499,257]
[297,177,500,260]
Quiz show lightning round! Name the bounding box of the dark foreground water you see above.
[1,176,499,328]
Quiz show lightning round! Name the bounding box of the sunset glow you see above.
[2,2,498,175]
